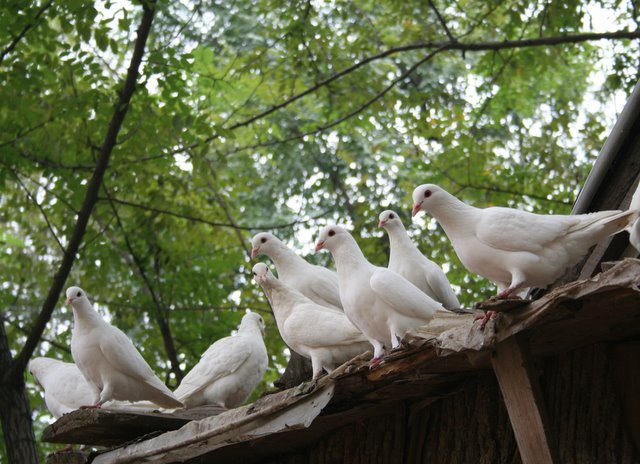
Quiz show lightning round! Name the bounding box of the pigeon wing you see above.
[370,268,440,320]
[173,336,252,401]
[283,306,362,349]
[99,326,160,382]
[307,268,343,310]
[423,266,460,309]
[475,207,575,253]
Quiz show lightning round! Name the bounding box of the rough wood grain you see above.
[41,405,226,446]
[45,449,88,464]
[492,335,559,464]
[92,385,335,464]
[541,343,640,464]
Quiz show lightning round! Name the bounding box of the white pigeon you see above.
[629,183,640,252]
[379,210,460,310]
[29,357,97,418]
[251,232,343,311]
[314,225,443,367]
[66,286,183,409]
[252,263,369,379]
[411,184,639,300]
[172,312,268,409]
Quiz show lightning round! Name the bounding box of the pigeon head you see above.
[65,286,89,306]
[378,210,403,229]
[315,225,348,252]
[240,311,266,336]
[412,184,443,217]
[28,357,52,387]
[251,232,280,259]
[252,262,275,285]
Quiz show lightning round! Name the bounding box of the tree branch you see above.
[177,29,640,153]
[204,160,252,260]
[4,1,157,384]
[0,119,52,149]
[0,0,54,66]
[428,0,456,42]
[100,196,332,231]
[101,184,184,383]
[0,161,65,254]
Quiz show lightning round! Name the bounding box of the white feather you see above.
[251,232,343,311]
[315,226,442,361]
[412,184,639,296]
[66,286,183,408]
[173,312,268,409]
[253,263,369,378]
[379,210,460,310]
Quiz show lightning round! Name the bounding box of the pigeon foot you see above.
[474,310,497,330]
[369,356,384,370]
[80,402,103,410]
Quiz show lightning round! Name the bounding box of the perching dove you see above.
[629,183,640,252]
[29,357,97,418]
[411,183,639,299]
[252,263,369,378]
[315,225,443,367]
[172,312,268,409]
[251,232,343,311]
[66,286,183,409]
[379,210,460,310]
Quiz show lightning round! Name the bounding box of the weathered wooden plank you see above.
[45,449,87,464]
[41,405,226,446]
[492,334,559,464]
[92,384,335,464]
[611,340,640,452]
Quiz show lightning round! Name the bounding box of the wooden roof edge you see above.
[45,259,640,460]
[91,384,335,464]
[432,257,640,354]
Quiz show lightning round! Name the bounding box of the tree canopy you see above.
[1,0,639,460]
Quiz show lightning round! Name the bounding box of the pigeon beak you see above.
[411,202,422,217]
[378,219,386,228]
[66,297,73,305]
[314,240,325,252]
[251,247,259,259]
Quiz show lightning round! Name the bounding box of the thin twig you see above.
[0,0,54,66]
[100,196,333,231]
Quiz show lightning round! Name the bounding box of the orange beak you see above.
[411,202,422,217]
[251,247,259,259]
[314,240,325,252]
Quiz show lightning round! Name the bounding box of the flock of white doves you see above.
[30,183,640,419]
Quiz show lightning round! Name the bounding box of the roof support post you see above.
[491,334,559,464]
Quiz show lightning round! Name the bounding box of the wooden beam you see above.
[42,405,225,446]
[92,385,336,464]
[491,334,559,464]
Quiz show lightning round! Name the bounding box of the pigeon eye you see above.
[260,237,267,243]
[328,230,335,237]
[424,190,432,198]
[389,213,395,219]
[76,291,82,297]
[252,271,256,276]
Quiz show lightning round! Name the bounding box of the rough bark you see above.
[274,351,313,390]
[0,313,39,463]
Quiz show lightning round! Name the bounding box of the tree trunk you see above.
[274,351,313,390]
[0,313,39,463]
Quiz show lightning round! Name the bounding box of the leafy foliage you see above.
[1,0,639,459]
